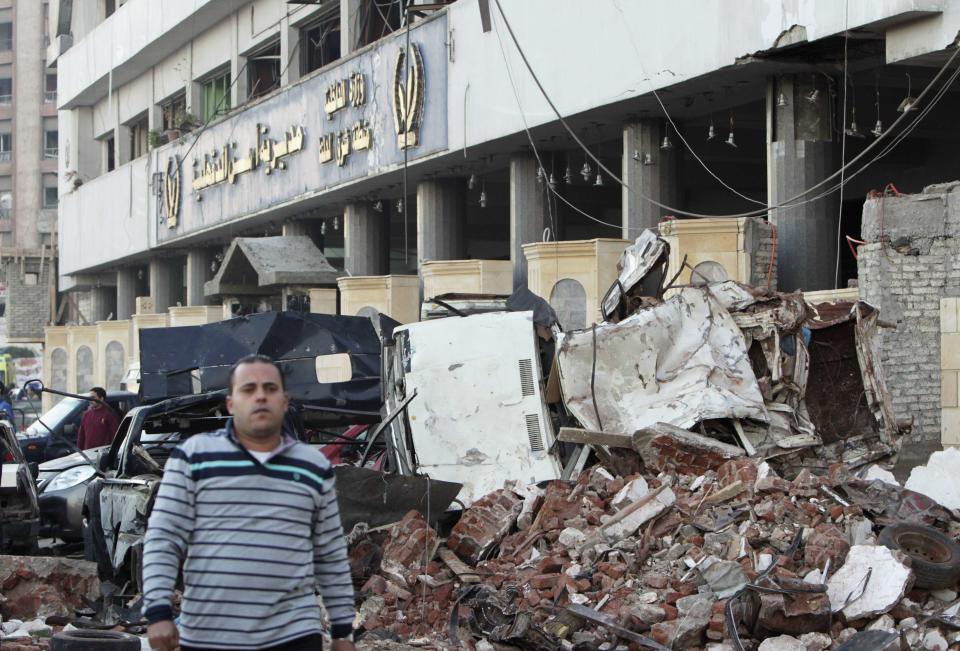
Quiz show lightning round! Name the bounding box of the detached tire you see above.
[51,630,141,651]
[878,523,960,589]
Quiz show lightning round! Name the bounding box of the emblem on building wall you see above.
[392,43,424,150]
[164,156,181,228]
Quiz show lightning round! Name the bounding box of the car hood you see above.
[39,447,107,472]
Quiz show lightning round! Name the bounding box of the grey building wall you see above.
[747,218,777,291]
[6,257,50,339]
[857,182,960,463]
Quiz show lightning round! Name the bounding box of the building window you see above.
[43,174,58,208]
[44,73,56,103]
[129,114,148,158]
[0,76,12,105]
[43,117,57,157]
[103,0,116,20]
[160,93,187,133]
[103,134,115,172]
[0,177,13,219]
[0,8,11,52]
[42,3,50,47]
[301,11,341,75]
[247,41,280,100]
[0,130,11,162]
[201,70,231,123]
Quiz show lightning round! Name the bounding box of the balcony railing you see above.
[43,90,56,103]
[43,147,57,159]
[0,95,12,105]
[0,151,10,162]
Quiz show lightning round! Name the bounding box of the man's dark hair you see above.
[91,387,107,400]
[227,354,286,392]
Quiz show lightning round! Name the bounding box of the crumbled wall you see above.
[5,258,51,340]
[857,182,960,458]
[747,218,777,290]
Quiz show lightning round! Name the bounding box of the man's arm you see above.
[142,447,196,650]
[313,474,355,645]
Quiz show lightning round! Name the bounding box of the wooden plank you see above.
[558,426,633,448]
[437,547,480,584]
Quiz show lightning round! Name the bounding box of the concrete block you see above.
[942,408,960,446]
[943,371,958,409]
[943,334,960,370]
[943,298,959,334]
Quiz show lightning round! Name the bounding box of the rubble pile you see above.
[349,450,960,649]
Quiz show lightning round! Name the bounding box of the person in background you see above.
[0,382,15,425]
[77,387,119,450]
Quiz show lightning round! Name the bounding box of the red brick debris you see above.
[347,453,960,649]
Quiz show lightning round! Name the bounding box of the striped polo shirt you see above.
[141,422,355,649]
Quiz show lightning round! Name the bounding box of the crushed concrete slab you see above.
[827,545,913,620]
[758,635,806,651]
[634,422,746,475]
[701,560,748,599]
[904,447,960,509]
[863,465,900,486]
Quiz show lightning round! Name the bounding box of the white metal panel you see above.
[397,311,561,505]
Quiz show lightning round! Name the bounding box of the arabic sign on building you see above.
[157,14,447,243]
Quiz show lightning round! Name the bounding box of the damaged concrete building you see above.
[45,1,960,395]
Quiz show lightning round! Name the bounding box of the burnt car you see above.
[0,419,39,552]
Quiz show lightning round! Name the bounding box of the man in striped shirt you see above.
[143,355,355,651]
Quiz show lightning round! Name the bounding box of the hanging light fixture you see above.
[725,114,737,148]
[397,199,404,213]
[898,73,916,113]
[660,124,674,150]
[777,91,789,107]
[467,173,477,190]
[593,172,603,187]
[872,78,884,137]
[548,172,557,189]
[373,199,383,212]
[536,166,545,184]
[320,221,327,236]
[642,152,654,165]
[333,216,339,230]
[580,157,592,182]
[845,106,865,138]
[707,118,717,142]
[563,165,573,184]
[479,183,487,208]
[806,75,820,104]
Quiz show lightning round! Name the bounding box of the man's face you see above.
[226,362,288,440]
[89,392,102,409]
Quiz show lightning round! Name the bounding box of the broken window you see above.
[360,0,402,47]
[247,41,280,100]
[300,10,340,75]
[160,93,187,132]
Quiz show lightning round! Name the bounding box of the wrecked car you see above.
[36,444,111,542]
[0,419,39,553]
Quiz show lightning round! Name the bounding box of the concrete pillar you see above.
[116,268,137,320]
[230,12,249,106]
[622,120,678,237]
[186,250,214,306]
[280,14,301,86]
[344,202,388,276]
[417,179,465,266]
[340,0,364,55]
[88,286,115,322]
[510,155,547,290]
[149,259,174,313]
[768,75,838,292]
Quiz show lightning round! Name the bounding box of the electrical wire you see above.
[493,0,960,220]
[611,0,766,207]
[491,12,626,233]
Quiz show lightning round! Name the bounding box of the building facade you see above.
[0,0,58,343]
[50,2,960,383]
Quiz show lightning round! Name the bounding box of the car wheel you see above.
[877,522,960,589]
[51,630,141,651]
